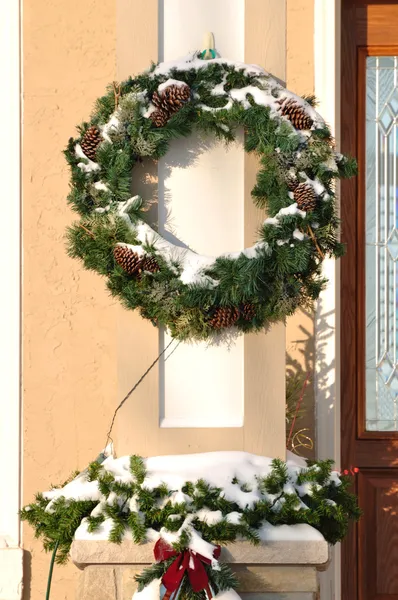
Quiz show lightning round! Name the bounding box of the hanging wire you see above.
[286,370,311,450]
[104,338,178,450]
[291,428,314,456]
[45,339,179,599]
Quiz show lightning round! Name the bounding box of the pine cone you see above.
[162,84,191,111]
[151,84,191,120]
[208,306,240,330]
[279,99,313,130]
[141,255,160,273]
[150,109,169,128]
[287,176,299,192]
[241,303,256,321]
[151,91,171,114]
[81,125,102,161]
[294,183,317,212]
[113,245,143,275]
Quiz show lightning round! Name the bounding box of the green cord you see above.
[45,540,59,600]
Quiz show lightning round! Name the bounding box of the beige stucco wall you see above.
[22,1,117,597]
[22,1,314,598]
[286,0,316,457]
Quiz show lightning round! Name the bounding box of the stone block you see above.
[121,567,142,600]
[76,566,120,600]
[233,566,318,593]
[71,539,327,600]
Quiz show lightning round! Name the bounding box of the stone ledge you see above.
[71,539,329,570]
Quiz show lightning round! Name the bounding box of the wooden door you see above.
[341,2,398,599]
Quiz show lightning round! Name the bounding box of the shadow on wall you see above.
[132,133,243,252]
[286,306,316,459]
[22,550,31,600]
[314,294,338,453]
[286,295,338,461]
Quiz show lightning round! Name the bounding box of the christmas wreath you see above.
[65,53,356,341]
[22,451,360,600]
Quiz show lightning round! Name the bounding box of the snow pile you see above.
[43,450,338,546]
[151,55,267,79]
[93,181,110,192]
[148,53,323,127]
[264,203,306,227]
[141,451,276,502]
[158,78,189,93]
[258,522,324,542]
[116,197,269,286]
[75,144,100,173]
[115,192,308,286]
[101,113,121,143]
[133,578,162,600]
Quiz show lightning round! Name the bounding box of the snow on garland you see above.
[65,53,356,341]
[22,451,360,600]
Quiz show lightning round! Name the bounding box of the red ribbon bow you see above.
[154,538,221,599]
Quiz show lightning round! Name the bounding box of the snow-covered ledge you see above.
[32,451,337,599]
[70,538,330,600]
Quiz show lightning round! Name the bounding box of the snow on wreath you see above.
[65,53,356,342]
[21,451,360,600]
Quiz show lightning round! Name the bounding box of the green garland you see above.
[21,453,360,568]
[65,53,356,341]
[66,55,356,339]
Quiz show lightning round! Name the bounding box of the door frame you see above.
[316,3,398,599]
[314,0,342,599]
[338,2,398,598]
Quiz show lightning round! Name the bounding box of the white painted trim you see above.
[314,1,341,599]
[0,0,23,595]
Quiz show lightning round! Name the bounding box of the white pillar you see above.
[0,0,23,597]
[314,1,341,599]
[158,0,245,428]
[116,0,286,459]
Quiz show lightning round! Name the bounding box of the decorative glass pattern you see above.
[365,56,398,431]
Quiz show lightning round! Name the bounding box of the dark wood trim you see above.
[357,4,398,46]
[358,471,371,600]
[341,0,358,470]
[341,3,359,599]
[356,46,367,441]
[341,3,398,597]
[355,440,398,468]
[358,470,398,600]
[359,431,398,441]
[358,45,398,55]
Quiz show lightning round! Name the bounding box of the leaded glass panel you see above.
[365,56,398,431]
